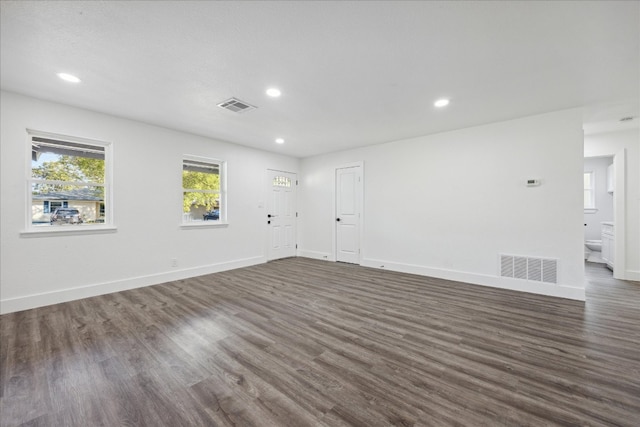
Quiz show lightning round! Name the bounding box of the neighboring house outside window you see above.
[28,130,111,228]
[33,192,104,224]
[42,200,67,214]
[182,156,226,224]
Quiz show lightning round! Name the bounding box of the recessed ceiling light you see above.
[434,98,450,108]
[266,88,281,97]
[275,138,285,144]
[57,73,81,83]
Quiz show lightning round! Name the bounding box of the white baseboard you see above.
[360,258,586,301]
[625,270,640,282]
[297,249,333,261]
[0,256,266,314]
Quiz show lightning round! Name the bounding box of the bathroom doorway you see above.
[583,149,627,280]
[583,156,614,265]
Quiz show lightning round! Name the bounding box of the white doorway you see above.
[266,170,297,261]
[583,149,627,280]
[335,163,363,264]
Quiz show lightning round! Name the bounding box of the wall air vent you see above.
[217,98,257,113]
[500,254,558,284]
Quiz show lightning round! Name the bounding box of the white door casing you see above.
[267,170,297,261]
[336,164,362,264]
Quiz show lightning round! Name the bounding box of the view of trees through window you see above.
[182,158,223,222]
[30,136,107,226]
[33,154,104,184]
[29,135,223,227]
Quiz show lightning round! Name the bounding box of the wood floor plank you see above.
[1,259,639,426]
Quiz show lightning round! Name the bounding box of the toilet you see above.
[585,239,602,252]
[585,239,606,263]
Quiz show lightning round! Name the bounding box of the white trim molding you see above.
[360,257,586,301]
[0,256,265,314]
[625,270,640,282]
[333,161,364,264]
[298,250,333,261]
[26,128,114,233]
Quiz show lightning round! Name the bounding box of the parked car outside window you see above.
[50,208,83,225]
[203,209,219,221]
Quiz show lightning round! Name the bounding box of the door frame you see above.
[612,149,626,279]
[584,149,626,280]
[333,161,364,264]
[265,168,298,261]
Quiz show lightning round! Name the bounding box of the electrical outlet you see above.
[171,258,178,268]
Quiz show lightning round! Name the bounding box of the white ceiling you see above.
[1,1,638,158]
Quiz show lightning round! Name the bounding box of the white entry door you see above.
[267,170,297,261]
[336,165,362,264]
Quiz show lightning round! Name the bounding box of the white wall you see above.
[583,157,614,241]
[584,128,640,281]
[0,92,597,313]
[0,91,299,313]
[299,109,586,300]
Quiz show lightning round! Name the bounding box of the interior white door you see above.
[336,166,361,264]
[267,170,297,261]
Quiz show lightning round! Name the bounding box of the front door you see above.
[267,170,297,261]
[336,165,361,264]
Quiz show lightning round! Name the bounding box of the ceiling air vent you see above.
[217,98,257,113]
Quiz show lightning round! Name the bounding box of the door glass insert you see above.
[273,176,292,187]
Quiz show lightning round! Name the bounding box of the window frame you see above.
[23,129,115,236]
[584,170,597,213]
[180,154,227,228]
[272,175,293,188]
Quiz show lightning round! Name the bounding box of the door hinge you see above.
[296,244,298,249]
[296,212,298,217]
[296,180,299,185]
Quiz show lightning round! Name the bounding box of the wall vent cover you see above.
[500,254,557,284]
[217,98,257,113]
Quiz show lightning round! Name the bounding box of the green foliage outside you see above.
[32,155,220,212]
[183,170,220,212]
[32,154,105,195]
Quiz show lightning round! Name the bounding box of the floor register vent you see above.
[500,254,558,284]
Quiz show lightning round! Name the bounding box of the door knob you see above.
[336,218,341,222]
[268,220,271,224]
[268,214,272,218]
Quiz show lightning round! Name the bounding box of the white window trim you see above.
[584,170,595,212]
[181,154,227,227]
[22,129,115,236]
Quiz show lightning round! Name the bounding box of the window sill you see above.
[21,225,117,237]
[180,221,229,229]
[584,208,598,214]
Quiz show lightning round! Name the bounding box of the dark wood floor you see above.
[1,259,639,426]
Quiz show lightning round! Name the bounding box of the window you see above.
[43,200,67,213]
[272,176,292,187]
[182,156,225,224]
[584,171,595,209]
[28,130,111,229]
